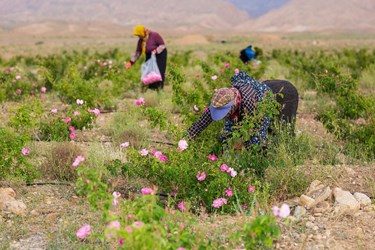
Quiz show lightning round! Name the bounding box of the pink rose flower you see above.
[112,191,121,199]
[141,187,153,195]
[220,164,229,172]
[69,133,76,140]
[76,225,91,239]
[212,198,228,208]
[22,148,29,155]
[207,155,217,161]
[225,188,233,197]
[227,167,237,177]
[178,139,188,151]
[88,108,100,116]
[178,202,186,212]
[158,154,168,162]
[272,203,290,218]
[196,171,206,181]
[140,149,148,156]
[112,199,119,206]
[279,204,291,218]
[72,155,85,167]
[119,238,124,245]
[135,97,145,106]
[272,206,280,216]
[106,221,121,239]
[248,186,255,193]
[152,151,162,157]
[41,87,47,93]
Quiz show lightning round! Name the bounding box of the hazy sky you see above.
[227,0,289,17]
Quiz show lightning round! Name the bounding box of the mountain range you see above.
[0,0,374,34]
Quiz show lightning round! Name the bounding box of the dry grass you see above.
[42,142,84,181]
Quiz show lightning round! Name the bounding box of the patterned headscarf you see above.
[228,88,242,119]
[133,25,149,55]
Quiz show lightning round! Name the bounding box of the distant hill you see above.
[0,0,250,32]
[237,0,375,33]
[1,0,375,34]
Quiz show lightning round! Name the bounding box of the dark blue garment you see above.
[230,71,271,102]
[245,47,256,61]
[220,72,272,146]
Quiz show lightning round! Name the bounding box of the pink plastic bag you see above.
[141,54,162,85]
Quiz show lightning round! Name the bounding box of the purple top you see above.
[136,31,165,53]
[131,31,166,63]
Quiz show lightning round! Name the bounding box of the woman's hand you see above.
[124,61,132,69]
[152,49,157,55]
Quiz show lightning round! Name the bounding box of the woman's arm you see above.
[187,110,213,139]
[130,39,143,63]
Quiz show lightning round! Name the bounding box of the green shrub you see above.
[0,127,39,183]
[237,215,280,250]
[8,97,43,135]
[38,103,96,141]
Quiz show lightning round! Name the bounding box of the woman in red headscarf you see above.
[125,25,167,90]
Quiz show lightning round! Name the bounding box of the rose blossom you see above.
[178,139,188,151]
[220,164,229,172]
[76,225,91,239]
[135,97,144,106]
[22,148,29,155]
[225,188,233,197]
[248,186,255,193]
[140,149,148,156]
[196,171,206,181]
[212,198,227,208]
[141,187,153,195]
[72,155,85,167]
[178,202,186,211]
[207,155,217,161]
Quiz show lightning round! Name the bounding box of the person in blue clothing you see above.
[239,45,262,64]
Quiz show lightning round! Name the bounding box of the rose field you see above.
[0,34,374,249]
